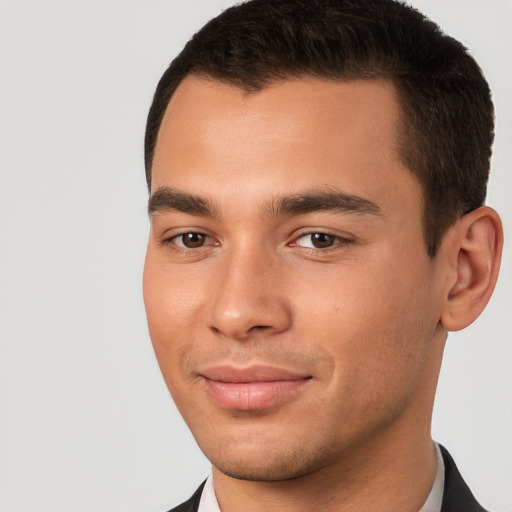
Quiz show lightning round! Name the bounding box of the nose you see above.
[206,247,292,340]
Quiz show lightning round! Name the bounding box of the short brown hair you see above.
[145,0,494,256]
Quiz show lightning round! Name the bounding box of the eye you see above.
[293,232,345,249]
[171,232,211,249]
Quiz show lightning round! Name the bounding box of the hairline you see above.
[148,71,418,193]
[147,71,436,257]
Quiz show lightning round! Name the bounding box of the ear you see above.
[440,206,503,332]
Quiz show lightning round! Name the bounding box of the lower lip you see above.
[203,379,310,410]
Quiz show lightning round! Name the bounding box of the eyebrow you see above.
[148,186,381,218]
[263,188,382,217]
[148,187,217,216]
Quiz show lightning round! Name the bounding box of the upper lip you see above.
[199,364,312,383]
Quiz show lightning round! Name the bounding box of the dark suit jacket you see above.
[167,445,488,512]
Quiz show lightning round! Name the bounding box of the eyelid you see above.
[157,228,353,253]
[160,230,218,250]
[289,231,353,250]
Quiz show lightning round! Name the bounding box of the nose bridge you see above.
[207,240,291,340]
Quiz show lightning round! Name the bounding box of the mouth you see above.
[199,364,313,411]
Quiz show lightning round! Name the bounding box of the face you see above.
[143,76,447,481]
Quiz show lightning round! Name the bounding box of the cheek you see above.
[293,254,437,389]
[144,248,206,329]
[143,254,205,387]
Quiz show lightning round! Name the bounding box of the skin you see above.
[143,76,502,512]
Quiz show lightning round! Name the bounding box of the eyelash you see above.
[161,232,217,252]
[289,232,353,252]
[161,230,352,255]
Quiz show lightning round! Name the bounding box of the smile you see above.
[199,365,312,410]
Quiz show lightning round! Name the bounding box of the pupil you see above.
[312,233,333,248]
[183,233,205,248]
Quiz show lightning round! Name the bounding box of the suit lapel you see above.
[439,445,488,512]
[166,481,206,512]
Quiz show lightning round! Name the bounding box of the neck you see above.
[212,328,446,512]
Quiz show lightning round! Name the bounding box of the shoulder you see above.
[165,481,206,512]
[439,445,489,512]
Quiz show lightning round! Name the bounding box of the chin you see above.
[204,435,336,482]
[213,457,317,482]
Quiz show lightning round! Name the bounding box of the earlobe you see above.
[440,206,503,332]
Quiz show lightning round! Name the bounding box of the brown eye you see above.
[310,233,335,248]
[177,233,207,248]
[293,232,348,250]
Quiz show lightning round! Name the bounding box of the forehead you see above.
[157,75,401,159]
[151,75,420,218]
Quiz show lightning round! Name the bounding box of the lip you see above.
[199,364,312,411]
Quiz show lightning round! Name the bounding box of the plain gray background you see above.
[0,1,511,511]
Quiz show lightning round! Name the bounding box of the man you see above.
[142,0,503,510]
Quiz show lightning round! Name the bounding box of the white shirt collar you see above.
[198,442,445,512]
[418,442,445,512]
[197,473,220,512]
